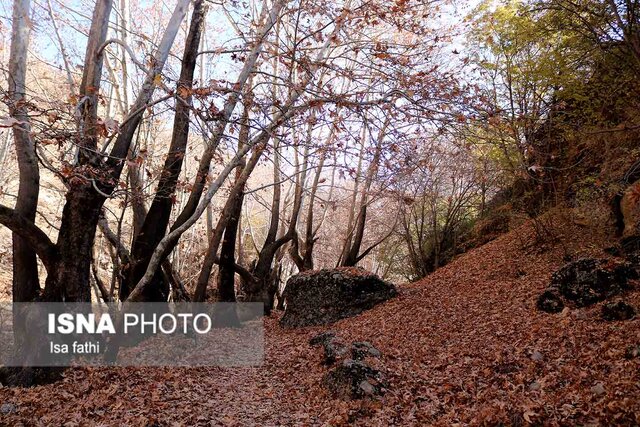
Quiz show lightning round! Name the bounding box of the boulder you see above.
[281,267,397,328]
[601,300,636,321]
[310,332,388,399]
[309,331,336,347]
[549,258,636,307]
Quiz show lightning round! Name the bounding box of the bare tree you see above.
[8,0,40,305]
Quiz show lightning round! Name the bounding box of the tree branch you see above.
[0,204,56,269]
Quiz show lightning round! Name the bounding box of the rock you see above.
[601,300,636,321]
[323,359,387,400]
[624,344,640,359]
[310,333,382,365]
[281,267,397,328]
[309,331,349,365]
[549,258,636,307]
[626,251,640,268]
[324,338,349,365]
[352,342,381,360]
[309,331,336,347]
[530,350,544,362]
[313,333,388,399]
[359,380,375,395]
[0,366,63,387]
[1,403,16,414]
[621,236,640,272]
[536,289,564,313]
[591,382,606,396]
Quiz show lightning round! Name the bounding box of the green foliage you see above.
[465,0,640,211]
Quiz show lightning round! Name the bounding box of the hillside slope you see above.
[1,218,639,426]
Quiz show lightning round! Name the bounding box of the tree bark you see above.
[121,0,207,301]
[77,0,113,163]
[8,0,40,303]
[169,0,285,234]
[339,117,388,267]
[217,97,250,302]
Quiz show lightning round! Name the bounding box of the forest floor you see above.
[1,217,639,426]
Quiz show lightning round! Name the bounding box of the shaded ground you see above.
[1,220,639,426]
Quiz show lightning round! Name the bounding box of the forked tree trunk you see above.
[217,100,250,302]
[0,0,114,387]
[289,137,337,272]
[339,118,388,267]
[192,144,265,302]
[121,0,207,302]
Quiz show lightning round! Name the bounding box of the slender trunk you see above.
[127,123,148,238]
[122,0,207,301]
[77,0,113,163]
[193,144,265,302]
[170,0,285,234]
[9,0,40,304]
[217,184,244,302]
[217,98,250,302]
[45,0,76,93]
[340,118,388,267]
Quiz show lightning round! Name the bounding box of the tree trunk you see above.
[8,0,40,304]
[121,0,207,301]
[339,118,388,267]
[217,98,250,302]
[217,188,244,302]
[192,145,264,302]
[43,188,104,302]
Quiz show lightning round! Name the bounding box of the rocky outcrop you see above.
[281,268,397,328]
[537,258,637,313]
[309,331,348,365]
[551,258,636,307]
